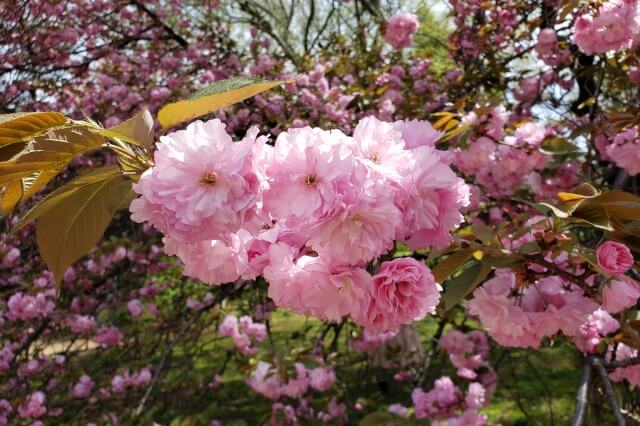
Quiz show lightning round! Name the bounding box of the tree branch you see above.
[571,357,592,426]
[131,0,188,47]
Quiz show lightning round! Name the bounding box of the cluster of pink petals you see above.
[576,308,620,353]
[602,276,640,314]
[363,258,442,332]
[454,107,551,197]
[572,0,640,55]
[218,314,267,356]
[467,270,598,348]
[111,367,152,393]
[608,343,640,387]
[246,361,336,401]
[596,241,634,276]
[132,117,468,328]
[412,376,487,424]
[439,329,491,380]
[6,292,55,321]
[606,126,640,176]
[131,119,261,242]
[18,391,46,419]
[384,13,419,49]
[349,329,397,353]
[535,29,571,66]
[71,375,94,399]
[92,326,124,347]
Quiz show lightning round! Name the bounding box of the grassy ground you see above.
[182,311,583,425]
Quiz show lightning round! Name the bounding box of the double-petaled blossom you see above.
[572,0,640,55]
[364,258,442,332]
[384,13,419,49]
[606,127,640,176]
[131,117,469,328]
[596,241,634,276]
[130,120,260,242]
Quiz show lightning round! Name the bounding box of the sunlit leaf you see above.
[93,109,155,148]
[158,77,289,128]
[0,180,22,215]
[14,167,121,231]
[35,168,132,282]
[0,112,68,146]
[540,137,575,154]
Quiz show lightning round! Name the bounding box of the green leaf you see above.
[0,112,68,146]
[158,77,288,128]
[13,167,120,231]
[93,109,155,148]
[432,249,473,283]
[35,167,132,282]
[443,262,493,311]
[540,136,576,154]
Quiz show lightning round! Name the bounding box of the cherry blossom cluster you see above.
[572,0,640,55]
[384,12,420,50]
[218,314,267,356]
[131,117,469,331]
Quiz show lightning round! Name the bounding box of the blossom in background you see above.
[572,0,640,55]
[384,13,419,49]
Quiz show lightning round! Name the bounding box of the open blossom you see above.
[246,362,282,400]
[18,391,46,419]
[264,243,373,323]
[72,375,94,398]
[384,12,419,49]
[262,126,353,231]
[66,315,95,334]
[364,258,442,332]
[608,343,640,386]
[602,276,640,314]
[309,367,336,392]
[93,326,124,347]
[130,119,260,242]
[606,126,640,176]
[578,308,620,353]
[596,241,634,276]
[127,299,144,317]
[7,292,54,321]
[413,377,462,419]
[572,0,640,55]
[398,145,469,249]
[467,270,598,348]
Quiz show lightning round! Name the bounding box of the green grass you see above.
[148,310,584,425]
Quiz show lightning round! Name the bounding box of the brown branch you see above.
[130,0,188,47]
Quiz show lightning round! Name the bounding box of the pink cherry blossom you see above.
[602,276,640,314]
[130,119,260,242]
[384,13,419,49]
[364,258,441,332]
[72,375,94,399]
[572,0,640,55]
[596,241,634,276]
[606,126,640,176]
